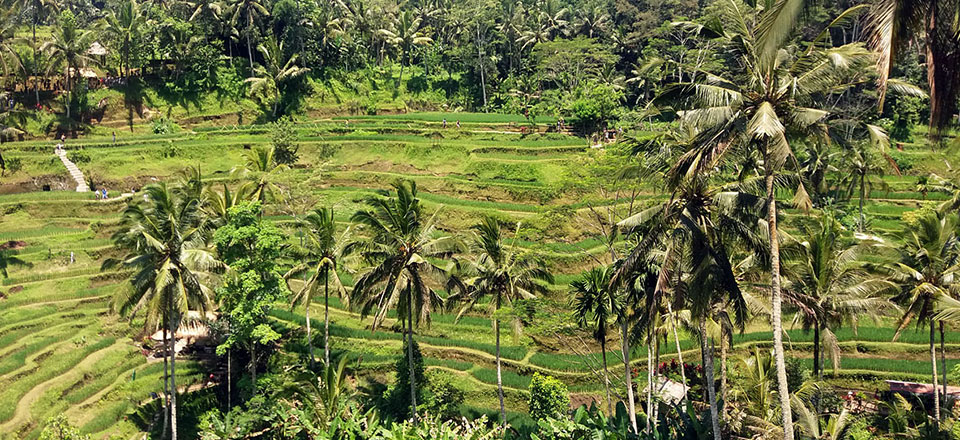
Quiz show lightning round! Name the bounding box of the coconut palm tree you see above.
[447,216,552,426]
[377,10,432,88]
[109,183,220,440]
[785,214,895,379]
[101,0,143,77]
[654,3,879,436]
[865,0,960,137]
[228,0,270,72]
[840,143,892,232]
[42,10,97,119]
[285,207,351,367]
[14,0,59,105]
[234,146,286,208]
[349,180,458,420]
[887,211,960,425]
[0,10,22,80]
[792,393,857,440]
[572,265,618,416]
[245,36,309,117]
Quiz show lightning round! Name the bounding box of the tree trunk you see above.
[250,343,257,396]
[667,302,687,404]
[931,319,941,424]
[227,348,232,411]
[169,307,178,440]
[857,174,867,232]
[246,16,255,73]
[306,293,315,368]
[720,329,728,418]
[700,317,721,440]
[397,60,405,90]
[622,320,637,434]
[161,313,170,440]
[32,21,39,106]
[406,280,419,420]
[766,166,794,440]
[324,270,330,366]
[940,321,947,410]
[65,67,71,120]
[601,340,611,415]
[814,323,821,379]
[646,343,652,436]
[476,25,487,109]
[495,318,506,426]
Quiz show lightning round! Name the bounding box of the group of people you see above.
[94,188,110,199]
[441,119,461,129]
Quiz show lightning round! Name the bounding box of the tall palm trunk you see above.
[621,320,637,434]
[250,343,257,395]
[161,313,170,439]
[720,330,728,417]
[646,343,653,436]
[495,318,505,426]
[306,292,314,368]
[813,322,821,379]
[930,318,941,424]
[700,317,721,440]
[667,302,687,404]
[32,20,39,106]
[227,348,232,410]
[601,339,611,415]
[859,174,866,232]
[64,67,72,119]
[168,303,178,440]
[924,0,960,138]
[940,321,947,409]
[246,15,254,73]
[406,280,418,420]
[765,165,793,440]
[324,270,330,366]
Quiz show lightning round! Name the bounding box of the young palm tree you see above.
[245,36,309,117]
[658,3,879,436]
[350,180,458,420]
[234,146,286,207]
[0,10,22,79]
[865,0,960,137]
[109,183,220,440]
[101,0,143,77]
[285,207,351,367]
[447,216,552,426]
[42,10,96,119]
[840,143,892,232]
[785,215,895,378]
[572,265,618,416]
[887,211,960,424]
[377,10,432,88]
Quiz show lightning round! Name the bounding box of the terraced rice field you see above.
[0,113,957,437]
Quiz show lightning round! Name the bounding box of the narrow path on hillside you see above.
[0,341,122,431]
[68,357,160,425]
[56,149,89,192]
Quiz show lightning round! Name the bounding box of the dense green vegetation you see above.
[0,0,960,437]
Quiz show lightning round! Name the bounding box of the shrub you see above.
[68,150,91,164]
[529,373,569,422]
[785,357,811,392]
[39,415,89,440]
[421,370,466,420]
[382,338,426,420]
[151,118,178,135]
[3,157,22,175]
[270,116,300,165]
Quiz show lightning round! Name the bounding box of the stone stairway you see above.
[56,149,89,192]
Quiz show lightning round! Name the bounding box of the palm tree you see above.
[15,0,59,105]
[447,216,552,426]
[792,392,857,440]
[101,0,143,77]
[234,146,286,208]
[285,207,351,367]
[377,11,432,88]
[109,183,220,440]
[245,36,309,117]
[865,0,960,137]
[887,211,960,425]
[280,357,356,428]
[572,265,618,416]
[42,10,96,119]
[0,10,22,80]
[659,3,879,436]
[228,0,270,72]
[350,180,458,420]
[840,143,892,232]
[785,214,895,379]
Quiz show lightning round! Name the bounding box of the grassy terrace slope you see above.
[0,112,957,437]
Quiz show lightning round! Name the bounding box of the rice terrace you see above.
[0,0,959,438]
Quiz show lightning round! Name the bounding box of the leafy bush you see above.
[68,150,91,164]
[529,373,569,422]
[420,370,466,420]
[786,357,811,392]
[382,338,426,420]
[270,116,300,165]
[889,150,915,172]
[151,117,179,135]
[39,415,89,440]
[3,157,22,175]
